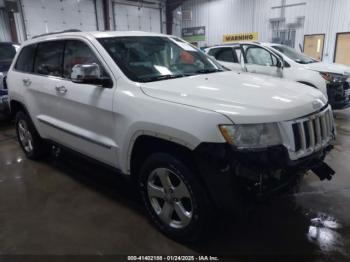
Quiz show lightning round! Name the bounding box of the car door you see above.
[242,44,282,77]
[18,41,66,138]
[46,39,117,167]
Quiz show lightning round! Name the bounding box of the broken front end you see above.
[193,105,336,209]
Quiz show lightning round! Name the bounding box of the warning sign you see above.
[223,32,259,43]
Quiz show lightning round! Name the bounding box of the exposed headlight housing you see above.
[320,72,347,83]
[219,124,282,149]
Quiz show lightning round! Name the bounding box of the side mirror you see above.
[71,63,112,87]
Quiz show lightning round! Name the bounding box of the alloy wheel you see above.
[147,168,193,229]
[18,120,34,153]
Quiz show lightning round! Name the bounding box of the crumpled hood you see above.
[140,71,327,124]
[305,62,350,76]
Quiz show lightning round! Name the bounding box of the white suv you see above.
[7,31,336,241]
[205,42,350,110]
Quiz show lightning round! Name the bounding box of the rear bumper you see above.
[327,82,350,110]
[193,143,333,209]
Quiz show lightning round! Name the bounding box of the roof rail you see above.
[32,29,82,39]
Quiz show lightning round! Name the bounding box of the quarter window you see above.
[15,44,36,73]
[34,41,64,77]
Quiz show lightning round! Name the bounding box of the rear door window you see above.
[215,48,236,63]
[15,44,36,73]
[207,48,220,57]
[34,41,64,77]
[208,47,239,63]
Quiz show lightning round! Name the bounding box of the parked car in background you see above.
[8,31,336,241]
[0,42,19,115]
[205,42,350,110]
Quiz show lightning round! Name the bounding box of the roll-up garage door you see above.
[20,0,98,39]
[113,1,161,33]
[0,9,11,41]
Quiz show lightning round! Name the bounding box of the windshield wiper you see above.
[194,69,224,74]
[140,74,186,82]
[295,59,317,64]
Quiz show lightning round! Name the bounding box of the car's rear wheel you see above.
[139,153,212,242]
[16,111,49,160]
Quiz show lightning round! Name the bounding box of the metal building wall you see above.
[181,0,255,47]
[252,0,337,62]
[181,0,350,62]
[253,0,350,62]
[320,0,350,63]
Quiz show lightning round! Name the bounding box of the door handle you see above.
[55,85,67,94]
[22,78,32,86]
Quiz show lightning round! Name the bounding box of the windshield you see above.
[271,45,317,64]
[98,36,224,82]
[0,43,18,64]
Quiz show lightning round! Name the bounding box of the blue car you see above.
[0,42,19,115]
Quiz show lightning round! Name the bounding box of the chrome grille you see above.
[281,106,335,160]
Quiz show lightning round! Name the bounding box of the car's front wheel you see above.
[15,111,48,160]
[139,153,212,242]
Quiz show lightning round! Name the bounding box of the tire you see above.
[138,153,212,242]
[15,111,49,160]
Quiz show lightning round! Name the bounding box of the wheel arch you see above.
[129,135,197,182]
[128,134,220,209]
[10,100,29,117]
[129,135,237,211]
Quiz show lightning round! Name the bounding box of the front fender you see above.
[285,68,328,98]
[121,123,206,174]
[113,82,232,174]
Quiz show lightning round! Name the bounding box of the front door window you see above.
[243,45,278,67]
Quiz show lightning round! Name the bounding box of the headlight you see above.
[320,72,347,83]
[219,123,282,149]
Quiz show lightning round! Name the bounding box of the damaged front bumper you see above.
[327,81,350,110]
[193,143,335,209]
